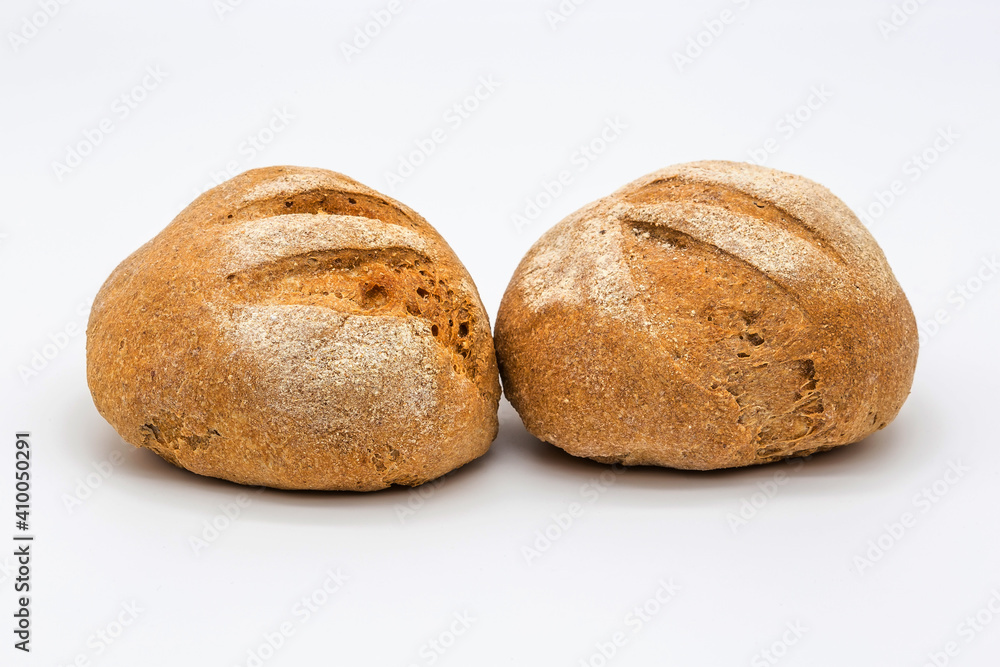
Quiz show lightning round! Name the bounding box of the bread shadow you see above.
[78,387,938,523]
[84,409,500,527]
[503,388,939,499]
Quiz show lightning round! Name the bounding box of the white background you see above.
[2,1,999,665]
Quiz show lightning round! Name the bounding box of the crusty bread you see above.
[87,166,500,490]
[495,160,918,469]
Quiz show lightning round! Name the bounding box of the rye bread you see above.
[87,166,500,490]
[495,160,919,469]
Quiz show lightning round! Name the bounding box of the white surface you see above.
[2,1,999,665]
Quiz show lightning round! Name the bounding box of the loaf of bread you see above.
[87,166,500,490]
[495,161,918,469]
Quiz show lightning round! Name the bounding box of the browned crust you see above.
[495,160,918,470]
[86,166,500,490]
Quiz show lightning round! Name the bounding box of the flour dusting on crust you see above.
[227,305,440,431]
[219,213,435,276]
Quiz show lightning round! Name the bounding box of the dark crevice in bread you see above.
[87,166,500,490]
[625,176,847,266]
[224,247,479,378]
[141,415,222,456]
[494,161,916,470]
[223,188,423,231]
[623,217,810,317]
[621,214,827,454]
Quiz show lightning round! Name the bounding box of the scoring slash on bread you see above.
[86,166,500,491]
[495,160,919,470]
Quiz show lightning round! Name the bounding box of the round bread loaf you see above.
[495,161,918,470]
[87,166,500,490]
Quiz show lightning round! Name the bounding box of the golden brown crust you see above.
[495,161,918,470]
[86,166,500,490]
